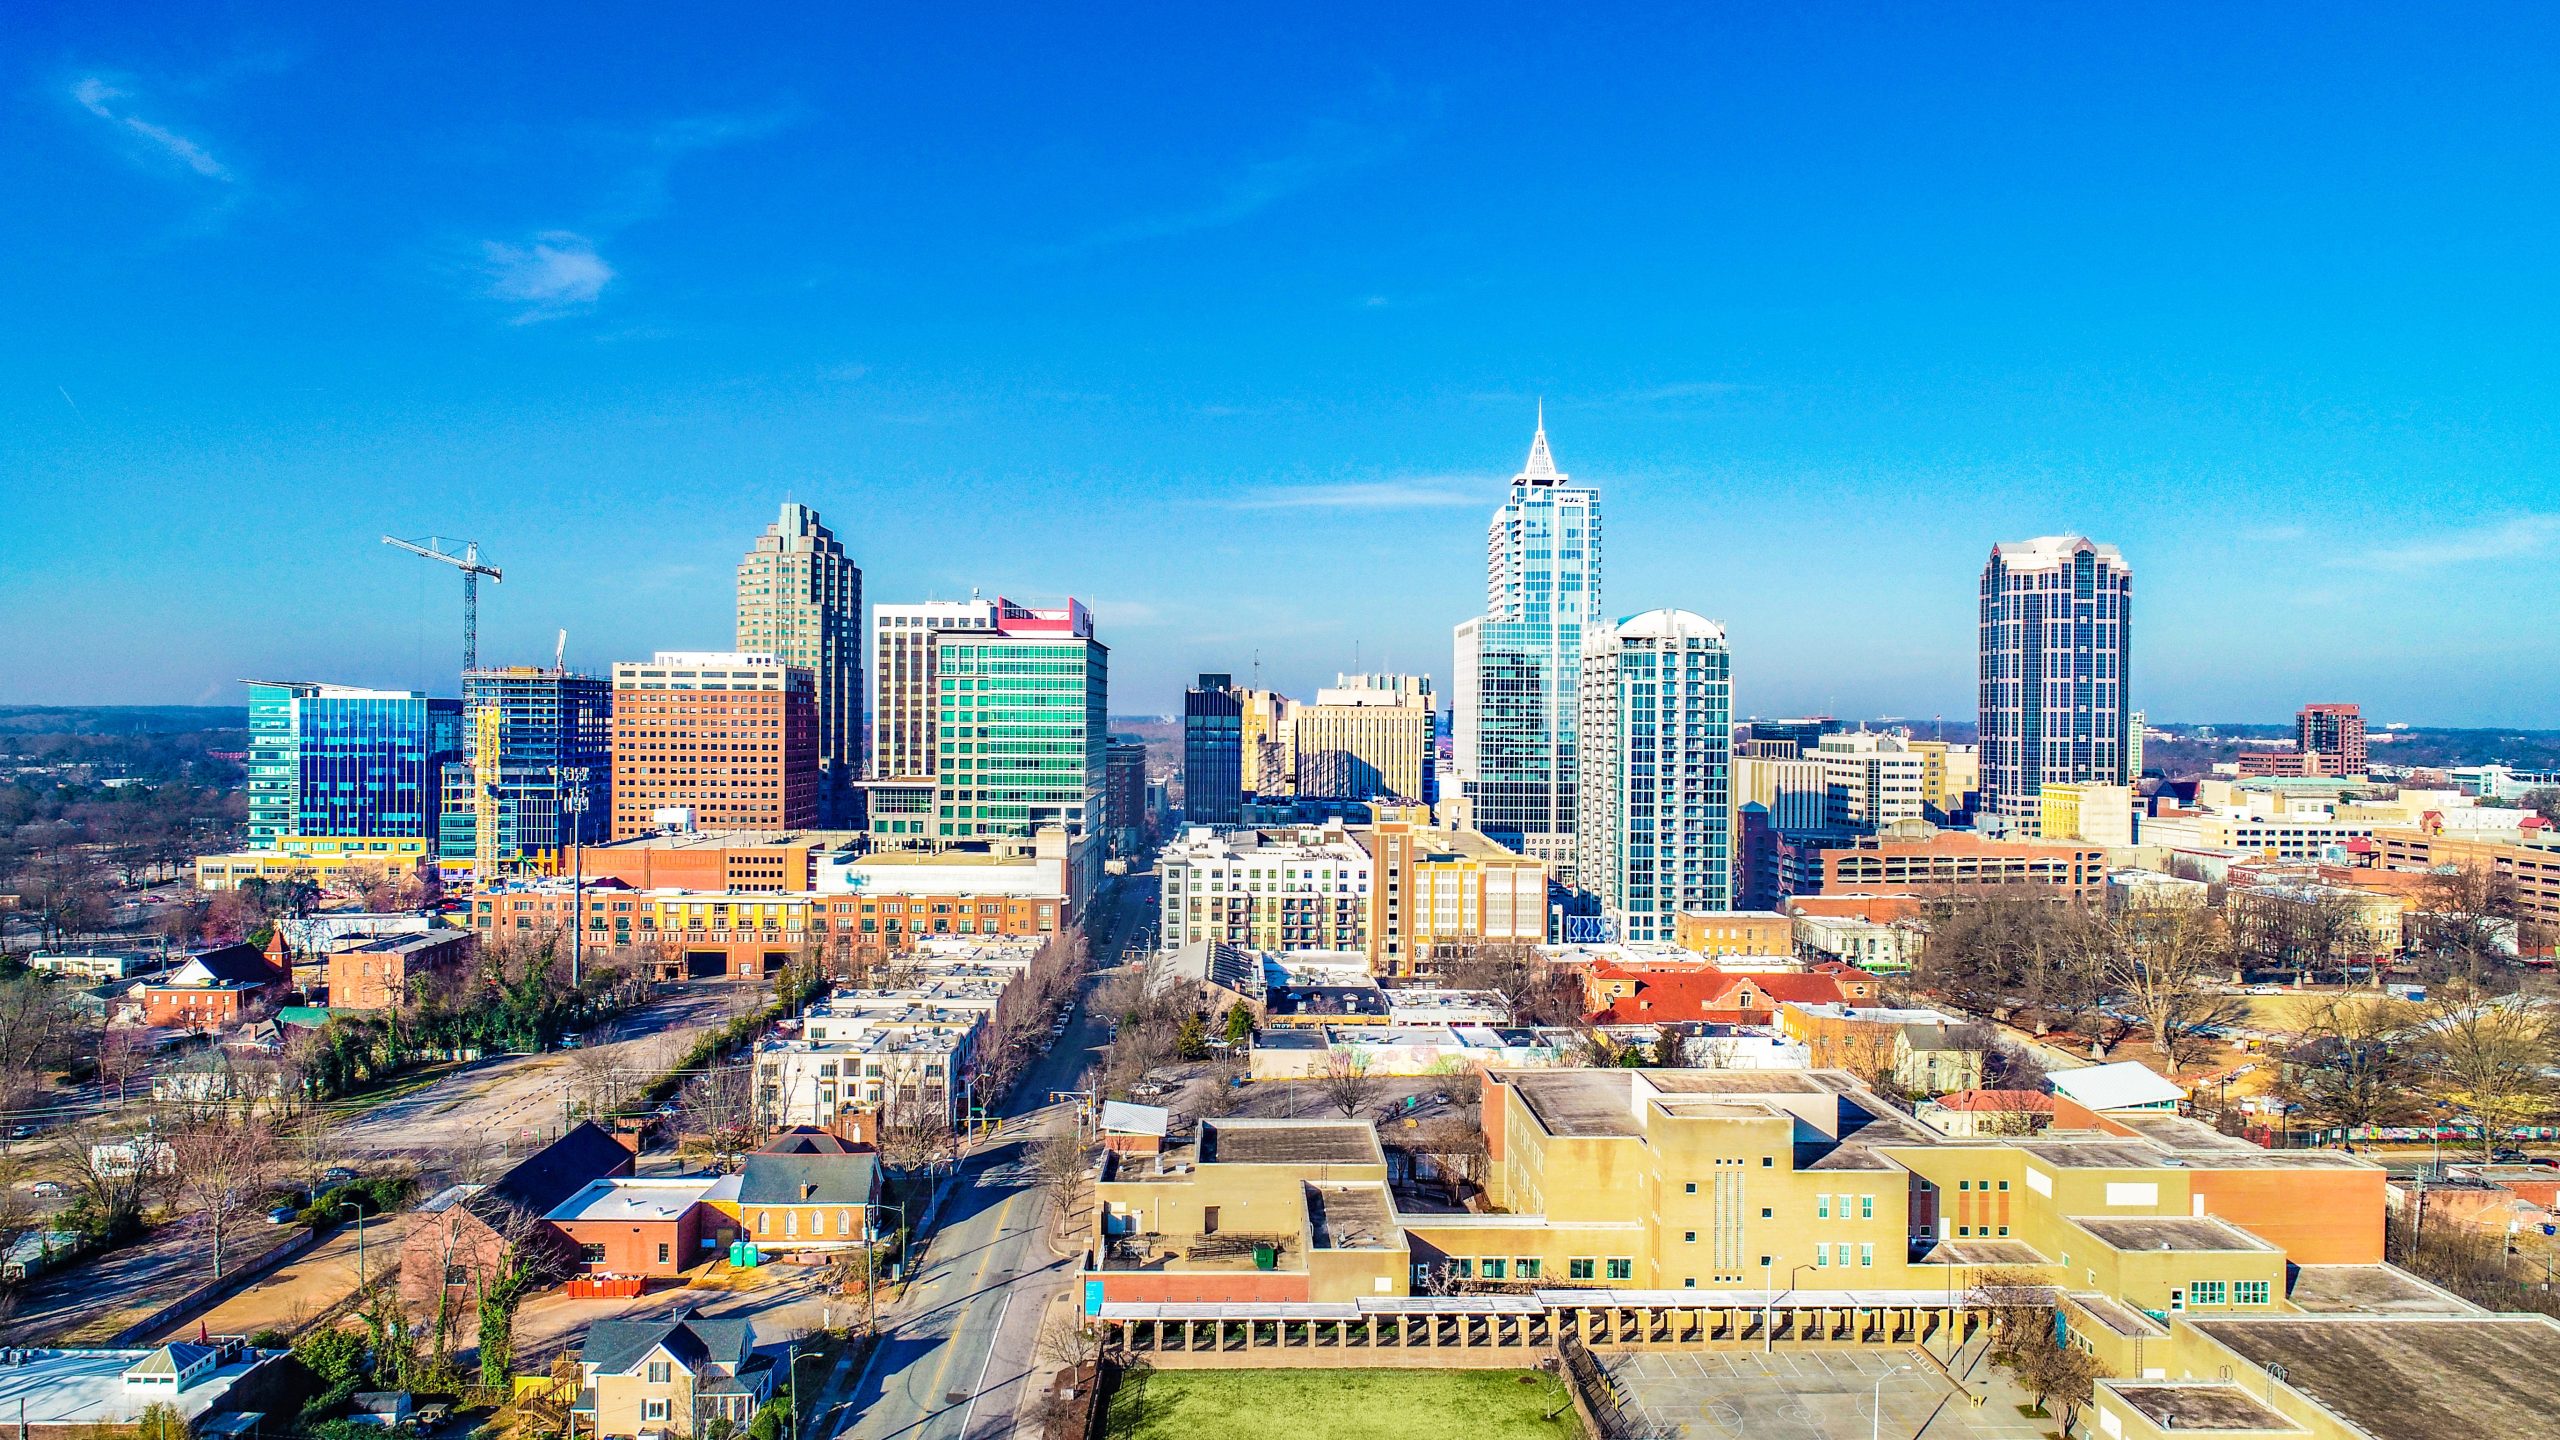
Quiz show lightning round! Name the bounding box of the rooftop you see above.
[2102,1382,2300,1433]
[544,1177,716,1225]
[1197,1119,1382,1168]
[2190,1316,2560,1440]
[590,830,858,852]
[2073,1216,2276,1253]
[0,1345,283,1426]
[1306,1184,1397,1250]
[2283,1265,2480,1316]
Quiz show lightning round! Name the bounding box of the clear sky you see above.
[7,5,2558,724]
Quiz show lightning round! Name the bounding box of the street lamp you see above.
[336,1201,368,1286]
[1872,1362,1912,1440]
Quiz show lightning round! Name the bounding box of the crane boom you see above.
[381,534,503,677]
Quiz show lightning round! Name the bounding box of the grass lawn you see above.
[1102,1367,1580,1440]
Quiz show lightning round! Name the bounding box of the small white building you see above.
[2049,1061,2186,1115]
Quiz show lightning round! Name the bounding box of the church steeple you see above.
[1517,400,1566,484]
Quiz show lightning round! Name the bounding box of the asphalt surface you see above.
[829,875,1153,1440]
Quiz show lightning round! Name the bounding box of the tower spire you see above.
[1518,400,1564,483]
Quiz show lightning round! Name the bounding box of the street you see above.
[826,874,1152,1440]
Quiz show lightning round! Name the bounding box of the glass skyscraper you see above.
[932,600,1108,841]
[1576,610,1733,943]
[1453,411,1602,875]
[1181,673,1245,826]
[1977,536,2133,824]
[243,679,321,849]
[437,667,614,862]
[291,689,464,839]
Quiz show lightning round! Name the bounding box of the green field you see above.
[1101,1367,1581,1440]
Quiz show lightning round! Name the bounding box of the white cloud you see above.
[1222,480,1484,511]
[71,76,230,181]
[2338,514,2560,572]
[483,232,614,322]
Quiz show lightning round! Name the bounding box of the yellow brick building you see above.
[193,835,432,892]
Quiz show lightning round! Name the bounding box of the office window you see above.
[2236,1281,2270,1305]
[1684,1231,1697,1243]
[1684,1278,1696,1289]
[1761,1207,1773,1219]
[1606,1258,1633,1281]
[1516,1258,1542,1279]
[1481,1258,1507,1279]
[1685,1182,1697,1194]
[1997,1180,2010,1191]
[1958,1180,1971,1191]
[1859,1243,1874,1268]
[1762,1156,1774,1167]
[1569,1258,1596,1280]
[1816,1247,1830,1268]
[1816,1195,1830,1219]
[2191,1281,2228,1306]
[1450,1259,1473,1278]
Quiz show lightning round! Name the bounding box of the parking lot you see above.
[1600,1348,2053,1440]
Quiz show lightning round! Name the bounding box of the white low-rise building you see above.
[1158,824,1372,953]
[754,1027,976,1130]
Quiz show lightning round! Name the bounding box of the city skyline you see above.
[11,7,2560,723]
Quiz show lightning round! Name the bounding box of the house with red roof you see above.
[1581,962,1879,1025]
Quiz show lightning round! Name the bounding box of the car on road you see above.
[266,1205,299,1225]
[2492,1147,2533,1164]
[28,1181,65,1198]
[321,1166,359,1185]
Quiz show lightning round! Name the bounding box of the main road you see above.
[826,871,1155,1440]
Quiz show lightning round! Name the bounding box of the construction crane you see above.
[381,535,502,677]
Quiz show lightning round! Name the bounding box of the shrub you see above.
[293,1328,371,1388]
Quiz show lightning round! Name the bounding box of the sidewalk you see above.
[163,1214,408,1341]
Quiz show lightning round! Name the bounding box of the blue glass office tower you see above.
[1576,611,1733,943]
[242,679,322,849]
[1182,673,1245,827]
[436,668,615,861]
[291,689,463,838]
[1453,411,1601,877]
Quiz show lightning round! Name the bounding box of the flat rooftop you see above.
[2285,1265,2479,1316]
[2067,1292,2167,1338]
[2191,1316,2560,1440]
[2104,1383,2299,1433]
[545,1177,716,1224]
[592,829,859,851]
[1923,1240,2050,1267]
[2074,1216,2275,1253]
[1505,1071,1643,1137]
[1198,1120,1382,1168]
[1307,1184,1397,1250]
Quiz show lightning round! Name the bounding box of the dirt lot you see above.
[1602,1347,2052,1440]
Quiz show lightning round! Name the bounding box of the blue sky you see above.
[6,5,2558,723]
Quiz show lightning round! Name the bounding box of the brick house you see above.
[544,1178,717,1279]
[324,929,475,1012]
[137,943,287,1031]
[399,1122,634,1313]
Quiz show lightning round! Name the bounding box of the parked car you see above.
[2492,1147,2531,1164]
[266,1205,299,1225]
[321,1166,359,1185]
[29,1181,66,1198]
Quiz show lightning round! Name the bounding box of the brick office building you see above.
[608,653,817,840]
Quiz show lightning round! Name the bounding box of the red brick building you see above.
[609,653,818,840]
[400,1123,635,1313]
[137,943,287,1030]
[543,1177,717,1278]
[1580,962,1881,1025]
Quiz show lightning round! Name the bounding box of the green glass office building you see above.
[932,600,1107,841]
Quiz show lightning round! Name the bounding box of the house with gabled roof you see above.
[574,1314,772,1437]
[398,1121,634,1312]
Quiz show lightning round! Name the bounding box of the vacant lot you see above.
[1103,1368,1579,1440]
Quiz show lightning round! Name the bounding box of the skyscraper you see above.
[609,652,818,838]
[1978,536,2134,824]
[242,679,322,849]
[1575,610,1733,943]
[1182,673,1245,826]
[292,689,465,839]
[872,596,1003,783]
[1105,738,1152,856]
[1290,673,1435,801]
[436,666,613,864]
[737,503,863,820]
[2297,703,2367,778]
[1453,410,1601,874]
[931,601,1106,842]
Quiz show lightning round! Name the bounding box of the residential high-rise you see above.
[1978,536,2134,824]
[436,666,614,864]
[2297,703,2367,778]
[1811,731,1927,830]
[609,652,818,839]
[931,601,1106,842]
[1291,673,1435,801]
[1575,610,1733,943]
[1357,809,1546,978]
[736,504,863,820]
[242,679,322,849]
[1453,410,1602,875]
[871,596,1003,783]
[1182,674,1244,826]
[1104,738,1152,857]
[292,689,464,839]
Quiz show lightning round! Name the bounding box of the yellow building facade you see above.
[193,835,433,892]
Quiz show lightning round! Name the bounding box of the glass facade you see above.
[292,691,463,839]
[436,669,614,860]
[243,680,320,849]
[1978,537,2133,822]
[1455,417,1601,870]
[1579,612,1732,943]
[1182,673,1244,826]
[933,636,1109,839]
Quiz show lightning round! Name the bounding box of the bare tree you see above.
[1031,1133,1091,1237]
[2014,1339,2104,1429]
[1314,1047,1382,1118]
[94,1024,148,1104]
[2419,995,2560,1162]
[2271,997,2428,1135]
[2104,905,2246,1075]
[2411,863,2529,988]
[875,1099,959,1180]
[676,1064,759,1173]
[1438,940,1583,1026]
[165,1110,282,1280]
[21,851,110,949]
[49,1116,171,1243]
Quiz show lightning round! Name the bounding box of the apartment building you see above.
[1810,731,1926,830]
[1355,812,1546,977]
[1158,824,1372,953]
[1575,608,1735,943]
[608,653,818,840]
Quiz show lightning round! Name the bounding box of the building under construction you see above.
[435,666,612,871]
